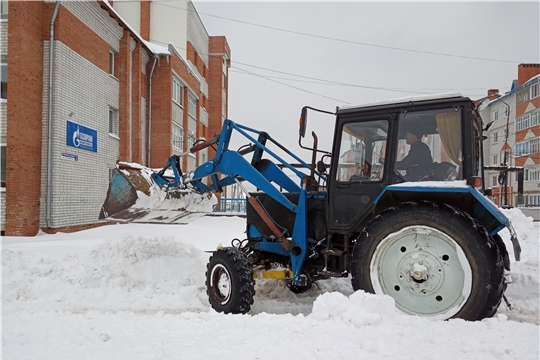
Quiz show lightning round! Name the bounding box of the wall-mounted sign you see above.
[61,153,79,161]
[66,120,97,152]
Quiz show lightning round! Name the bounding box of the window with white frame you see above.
[492,110,498,122]
[516,113,530,131]
[493,132,498,144]
[492,176,497,187]
[222,89,227,118]
[188,92,197,118]
[187,131,196,150]
[517,88,530,105]
[172,122,184,150]
[530,109,540,127]
[531,138,540,154]
[515,142,530,156]
[109,107,119,136]
[531,83,539,99]
[173,77,183,105]
[492,154,498,165]
[109,51,115,76]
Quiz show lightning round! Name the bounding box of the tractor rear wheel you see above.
[351,201,504,321]
[206,247,255,314]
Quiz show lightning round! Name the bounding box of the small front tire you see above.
[206,247,255,314]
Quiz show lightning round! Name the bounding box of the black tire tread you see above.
[205,247,255,314]
[350,201,505,321]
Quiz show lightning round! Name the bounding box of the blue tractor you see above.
[150,94,521,320]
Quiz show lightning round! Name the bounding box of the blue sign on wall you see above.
[66,120,97,152]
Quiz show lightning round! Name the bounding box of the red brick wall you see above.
[132,43,143,164]
[517,64,540,87]
[140,1,150,41]
[148,57,173,168]
[55,5,109,73]
[207,36,229,160]
[117,29,131,161]
[6,2,46,236]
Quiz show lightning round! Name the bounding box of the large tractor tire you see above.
[351,201,504,321]
[206,247,255,314]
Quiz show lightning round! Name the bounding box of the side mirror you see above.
[299,107,308,138]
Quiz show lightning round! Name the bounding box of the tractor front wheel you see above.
[206,247,255,314]
[351,201,504,321]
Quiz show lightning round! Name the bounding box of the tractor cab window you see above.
[396,108,462,182]
[336,119,388,182]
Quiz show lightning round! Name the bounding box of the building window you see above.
[492,154,498,165]
[515,142,530,156]
[188,92,197,118]
[173,77,183,105]
[0,0,7,20]
[517,88,530,105]
[222,88,227,118]
[531,138,540,154]
[531,83,540,99]
[516,113,531,131]
[109,108,119,136]
[492,110,498,122]
[493,132,498,144]
[492,176,497,187]
[1,62,6,100]
[187,131,196,150]
[109,51,114,76]
[172,122,184,150]
[1,144,5,187]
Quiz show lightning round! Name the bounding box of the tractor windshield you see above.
[396,108,462,182]
[336,119,388,182]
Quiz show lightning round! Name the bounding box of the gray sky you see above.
[193,1,539,155]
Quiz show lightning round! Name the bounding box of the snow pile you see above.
[497,207,539,323]
[3,236,211,313]
[311,291,396,326]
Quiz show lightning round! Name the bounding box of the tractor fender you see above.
[373,183,521,261]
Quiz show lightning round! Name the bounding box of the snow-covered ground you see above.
[2,210,539,359]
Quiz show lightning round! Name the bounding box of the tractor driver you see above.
[395,127,433,181]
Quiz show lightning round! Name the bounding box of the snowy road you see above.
[2,211,539,359]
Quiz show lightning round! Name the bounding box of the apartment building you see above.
[481,64,540,211]
[1,0,230,236]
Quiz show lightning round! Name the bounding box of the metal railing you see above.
[213,198,247,213]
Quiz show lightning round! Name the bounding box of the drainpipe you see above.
[46,1,61,228]
[147,55,158,167]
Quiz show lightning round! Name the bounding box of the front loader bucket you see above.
[99,163,217,224]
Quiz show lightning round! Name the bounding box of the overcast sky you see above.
[193,1,539,155]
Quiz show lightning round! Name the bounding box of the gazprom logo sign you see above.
[66,120,97,152]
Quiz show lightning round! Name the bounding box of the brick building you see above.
[0,0,230,236]
[481,64,540,213]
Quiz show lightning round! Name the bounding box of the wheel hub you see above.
[371,225,472,318]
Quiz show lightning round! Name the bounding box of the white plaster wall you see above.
[112,2,141,34]
[150,0,188,59]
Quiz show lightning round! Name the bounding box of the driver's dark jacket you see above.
[395,141,433,180]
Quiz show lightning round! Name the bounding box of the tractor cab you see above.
[326,93,482,232]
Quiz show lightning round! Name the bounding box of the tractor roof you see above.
[339,93,466,112]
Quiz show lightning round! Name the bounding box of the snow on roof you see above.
[524,73,540,85]
[339,93,464,111]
